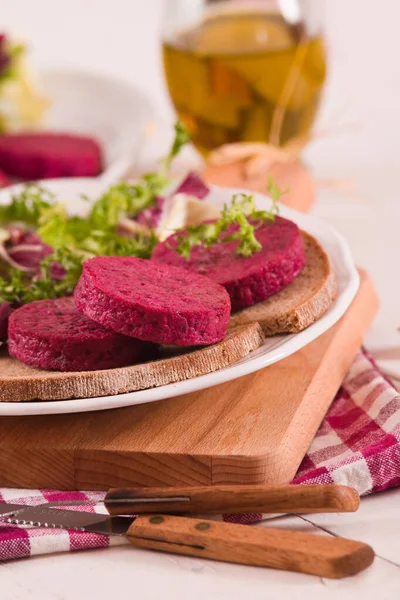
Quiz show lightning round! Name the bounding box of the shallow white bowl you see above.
[0,178,359,416]
[39,67,153,183]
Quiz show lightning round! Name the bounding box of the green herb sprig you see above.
[267,172,287,218]
[160,121,191,178]
[175,174,286,259]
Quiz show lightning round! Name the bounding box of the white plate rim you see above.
[0,183,359,416]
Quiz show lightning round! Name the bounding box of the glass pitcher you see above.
[162,0,326,154]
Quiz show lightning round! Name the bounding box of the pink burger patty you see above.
[152,216,306,312]
[8,297,151,372]
[74,256,231,346]
[0,133,102,180]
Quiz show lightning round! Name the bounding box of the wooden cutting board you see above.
[0,270,378,490]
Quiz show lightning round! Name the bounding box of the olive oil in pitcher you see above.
[163,9,326,154]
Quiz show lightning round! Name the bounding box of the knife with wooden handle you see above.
[104,484,360,515]
[3,505,374,579]
[128,514,374,579]
[40,484,360,515]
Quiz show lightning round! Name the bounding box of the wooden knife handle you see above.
[127,514,374,579]
[105,484,360,515]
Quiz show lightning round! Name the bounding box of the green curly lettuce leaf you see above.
[0,185,55,226]
[0,121,191,304]
[175,175,287,259]
[0,247,84,304]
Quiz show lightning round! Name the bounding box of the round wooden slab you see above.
[0,323,264,403]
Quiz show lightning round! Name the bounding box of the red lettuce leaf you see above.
[174,171,209,199]
[0,302,13,341]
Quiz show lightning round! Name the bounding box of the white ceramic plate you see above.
[0,179,359,416]
[38,67,153,184]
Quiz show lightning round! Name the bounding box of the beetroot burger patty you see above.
[74,256,231,346]
[0,133,102,180]
[8,297,151,372]
[152,216,306,312]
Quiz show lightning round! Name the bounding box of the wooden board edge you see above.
[73,451,213,491]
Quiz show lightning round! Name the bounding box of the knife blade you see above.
[0,504,135,535]
[32,484,361,516]
[0,503,374,578]
[0,503,32,518]
[2,504,133,535]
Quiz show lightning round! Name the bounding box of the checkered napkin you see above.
[1,349,399,561]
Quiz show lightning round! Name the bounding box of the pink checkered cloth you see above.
[1,349,399,561]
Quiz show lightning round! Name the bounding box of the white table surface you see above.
[1,0,400,598]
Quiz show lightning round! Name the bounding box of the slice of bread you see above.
[229,232,337,335]
[0,323,264,402]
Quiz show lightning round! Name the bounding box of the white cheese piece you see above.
[0,228,10,245]
[157,193,221,241]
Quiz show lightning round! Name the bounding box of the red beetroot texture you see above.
[0,168,10,187]
[0,133,103,180]
[152,216,306,312]
[74,256,231,346]
[8,297,152,372]
[0,302,13,341]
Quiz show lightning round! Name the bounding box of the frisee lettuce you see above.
[175,174,286,259]
[0,247,84,305]
[159,121,191,178]
[0,184,55,226]
[88,121,190,229]
[0,121,190,304]
[267,172,286,215]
